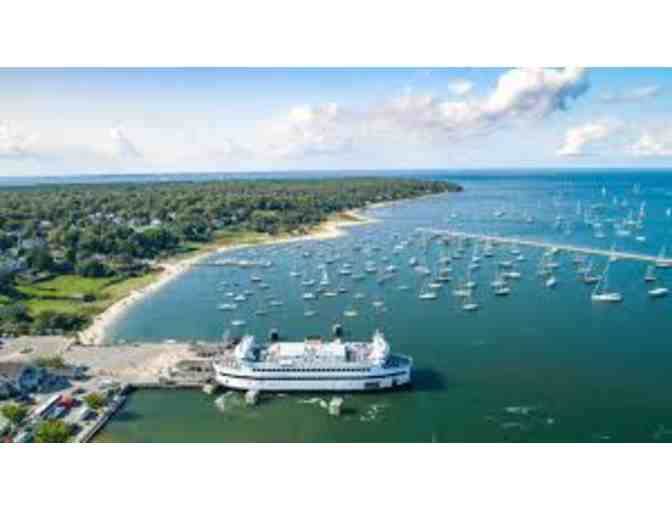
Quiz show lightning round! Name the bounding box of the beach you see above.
[77,208,376,346]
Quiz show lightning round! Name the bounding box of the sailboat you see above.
[644,265,657,282]
[465,264,477,288]
[591,262,622,303]
[343,302,360,317]
[300,270,316,286]
[436,266,452,282]
[461,288,479,311]
[648,286,669,298]
[320,268,331,287]
[290,261,301,277]
[418,278,438,300]
[582,260,600,284]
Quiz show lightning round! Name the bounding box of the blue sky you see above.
[1,67,672,175]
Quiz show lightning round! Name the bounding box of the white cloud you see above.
[0,121,39,159]
[261,68,591,162]
[629,129,672,157]
[106,126,141,159]
[601,85,662,103]
[264,103,356,159]
[484,67,589,118]
[447,79,474,96]
[557,120,619,157]
[374,67,590,141]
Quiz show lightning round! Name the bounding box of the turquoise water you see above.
[98,173,672,442]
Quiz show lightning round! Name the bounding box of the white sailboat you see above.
[461,288,479,311]
[644,265,657,282]
[591,262,622,303]
[343,304,359,317]
[418,278,438,300]
[320,268,331,286]
[583,260,600,284]
[648,286,669,298]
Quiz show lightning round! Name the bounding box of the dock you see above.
[418,228,672,265]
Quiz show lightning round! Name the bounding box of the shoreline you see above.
[77,207,378,346]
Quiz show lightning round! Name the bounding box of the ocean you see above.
[95,171,672,442]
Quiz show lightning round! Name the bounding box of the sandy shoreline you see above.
[77,207,377,346]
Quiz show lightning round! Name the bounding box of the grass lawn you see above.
[12,272,161,320]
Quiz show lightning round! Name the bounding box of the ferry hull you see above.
[214,368,411,392]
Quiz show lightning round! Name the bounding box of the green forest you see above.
[0,177,460,336]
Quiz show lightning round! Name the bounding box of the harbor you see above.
[6,173,672,442]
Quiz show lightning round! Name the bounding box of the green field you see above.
[11,272,160,320]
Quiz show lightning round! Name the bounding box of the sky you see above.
[1,67,672,175]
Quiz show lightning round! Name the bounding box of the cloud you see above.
[373,67,590,141]
[264,103,356,159]
[629,129,672,157]
[557,120,619,157]
[601,85,662,103]
[447,79,474,96]
[106,126,141,159]
[0,121,39,159]
[260,68,591,162]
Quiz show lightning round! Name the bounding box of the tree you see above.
[0,271,14,295]
[0,234,15,251]
[26,247,54,272]
[0,303,30,323]
[76,259,111,278]
[35,355,66,369]
[83,392,106,410]
[1,403,28,426]
[34,311,86,333]
[35,419,72,443]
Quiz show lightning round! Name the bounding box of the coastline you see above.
[78,207,377,346]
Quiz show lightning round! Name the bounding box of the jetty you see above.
[418,228,672,265]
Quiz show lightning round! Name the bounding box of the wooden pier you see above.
[418,228,672,265]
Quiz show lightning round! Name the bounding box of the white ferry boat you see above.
[213,330,412,392]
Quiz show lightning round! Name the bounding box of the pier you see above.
[418,228,672,265]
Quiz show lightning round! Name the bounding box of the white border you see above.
[0,0,670,66]
[4,444,669,509]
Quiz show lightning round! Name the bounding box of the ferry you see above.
[213,330,412,392]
